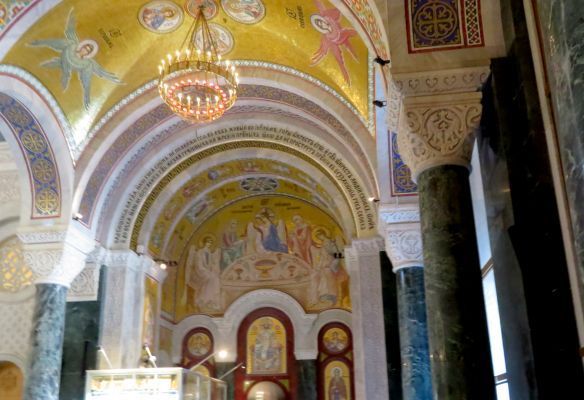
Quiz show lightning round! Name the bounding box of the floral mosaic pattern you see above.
[405,0,483,52]
[0,93,61,217]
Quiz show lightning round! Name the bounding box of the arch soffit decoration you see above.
[0,74,73,225]
[136,160,354,257]
[73,76,378,221]
[99,128,377,249]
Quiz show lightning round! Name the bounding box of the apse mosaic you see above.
[163,195,350,320]
[405,0,484,52]
[148,158,339,256]
[3,0,370,138]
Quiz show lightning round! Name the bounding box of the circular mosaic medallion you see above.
[21,130,47,153]
[185,0,218,20]
[323,327,349,353]
[194,23,234,55]
[31,158,55,183]
[412,1,458,41]
[139,0,184,34]
[240,177,278,192]
[221,0,265,24]
[187,332,212,357]
[36,188,59,214]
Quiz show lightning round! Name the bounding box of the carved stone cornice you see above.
[392,66,490,97]
[397,92,483,181]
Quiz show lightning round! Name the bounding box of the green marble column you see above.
[296,360,317,400]
[24,284,68,400]
[418,165,494,399]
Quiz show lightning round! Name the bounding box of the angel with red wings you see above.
[310,0,358,86]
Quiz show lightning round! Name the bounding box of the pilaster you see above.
[345,236,388,400]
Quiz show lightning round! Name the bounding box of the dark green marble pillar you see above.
[396,266,432,400]
[24,284,68,400]
[296,360,317,400]
[215,362,236,399]
[59,300,101,400]
[418,165,494,399]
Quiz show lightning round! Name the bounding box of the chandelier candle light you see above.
[158,5,238,123]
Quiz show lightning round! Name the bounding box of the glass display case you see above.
[85,367,227,400]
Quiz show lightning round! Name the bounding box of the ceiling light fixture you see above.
[158,5,238,123]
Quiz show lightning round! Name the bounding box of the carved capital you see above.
[379,205,424,271]
[17,224,95,286]
[397,92,482,181]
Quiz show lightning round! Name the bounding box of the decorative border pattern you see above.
[0,0,36,37]
[81,85,374,226]
[342,0,389,60]
[0,65,74,159]
[405,0,484,53]
[0,93,61,218]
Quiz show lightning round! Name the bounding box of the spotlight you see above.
[159,263,167,270]
[72,212,83,221]
[373,100,387,108]
[368,197,380,203]
[374,56,391,66]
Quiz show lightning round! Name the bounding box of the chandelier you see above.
[158,6,238,123]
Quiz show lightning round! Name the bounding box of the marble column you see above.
[398,92,495,399]
[18,225,95,400]
[345,237,389,400]
[381,206,432,400]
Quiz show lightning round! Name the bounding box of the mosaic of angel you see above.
[185,235,222,311]
[309,228,348,307]
[29,9,122,109]
[310,0,357,85]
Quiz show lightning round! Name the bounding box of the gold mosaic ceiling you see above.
[3,0,370,140]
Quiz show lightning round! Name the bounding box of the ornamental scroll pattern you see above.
[0,93,61,218]
[397,101,482,179]
[405,0,484,52]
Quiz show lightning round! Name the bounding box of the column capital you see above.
[17,224,96,287]
[345,236,385,257]
[397,91,483,181]
[379,205,424,272]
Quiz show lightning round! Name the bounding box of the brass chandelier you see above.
[158,6,238,123]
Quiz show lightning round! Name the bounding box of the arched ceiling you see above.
[2,0,373,142]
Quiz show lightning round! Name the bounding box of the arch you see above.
[0,73,74,225]
[0,359,24,400]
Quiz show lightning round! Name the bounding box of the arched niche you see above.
[235,308,296,400]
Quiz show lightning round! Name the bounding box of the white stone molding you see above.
[0,171,19,203]
[17,224,96,287]
[397,91,483,181]
[345,236,389,400]
[392,66,490,97]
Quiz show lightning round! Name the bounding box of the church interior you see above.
[0,0,582,399]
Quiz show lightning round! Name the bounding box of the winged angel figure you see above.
[310,0,358,86]
[29,9,122,109]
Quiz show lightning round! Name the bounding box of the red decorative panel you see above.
[317,323,355,400]
[235,308,297,400]
[181,327,216,377]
